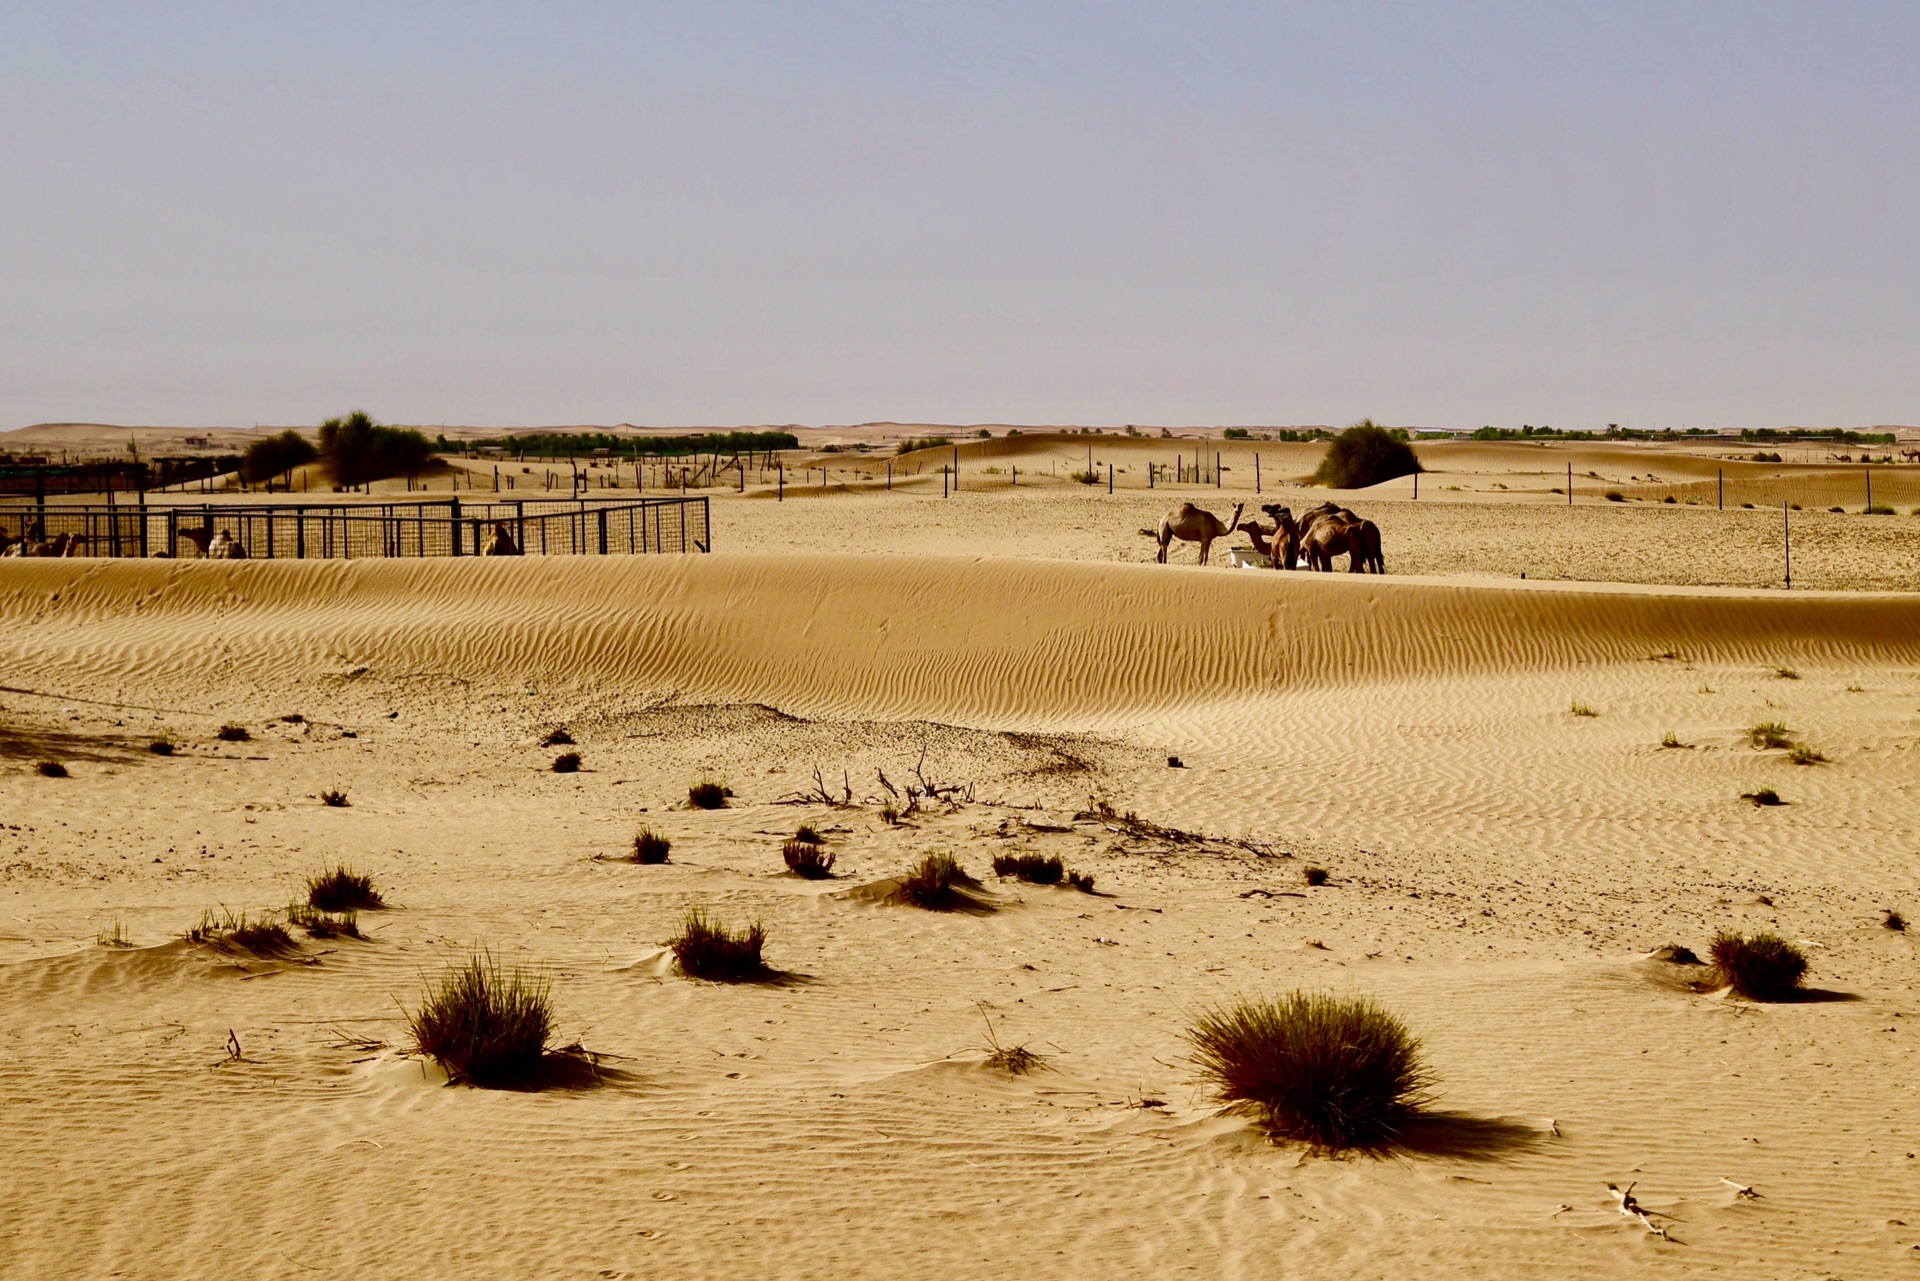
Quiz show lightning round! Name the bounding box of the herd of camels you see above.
[1144,500,1384,572]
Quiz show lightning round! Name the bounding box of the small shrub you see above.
[1866,504,1896,515]
[783,840,835,879]
[1569,701,1598,717]
[1303,866,1329,887]
[993,853,1064,885]
[408,953,554,1087]
[1773,666,1800,680]
[980,1011,1046,1075]
[1741,501,1755,509]
[1884,909,1906,932]
[688,780,729,809]
[1604,490,1625,502]
[668,908,769,981]
[1708,931,1808,1001]
[306,866,384,911]
[216,724,250,742]
[320,787,350,807]
[1748,721,1791,749]
[631,827,671,864]
[899,853,977,910]
[879,802,900,825]
[551,751,581,773]
[184,908,298,957]
[1741,787,1784,806]
[1661,495,1676,504]
[539,727,574,747]
[791,824,824,845]
[1659,731,1690,749]
[1187,992,1432,1151]
[35,760,67,778]
[1066,869,1095,893]
[1828,505,1845,513]
[148,739,176,756]
[1311,421,1421,489]
[96,920,132,948]
[1787,743,1826,765]
[1070,469,1100,485]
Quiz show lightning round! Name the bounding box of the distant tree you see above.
[317,412,433,488]
[239,430,318,487]
[1312,420,1423,489]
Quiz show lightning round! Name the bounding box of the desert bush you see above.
[688,780,729,809]
[1866,504,1896,515]
[897,435,953,454]
[288,902,362,939]
[96,920,132,948]
[1884,909,1906,932]
[320,787,350,807]
[668,908,769,981]
[1741,787,1784,806]
[1773,666,1800,680]
[1708,931,1807,1001]
[239,429,317,485]
[1604,490,1626,502]
[1304,866,1329,887]
[1066,869,1095,893]
[631,827,671,864]
[1311,421,1421,489]
[1187,992,1432,1151]
[879,802,900,825]
[1660,731,1690,749]
[1828,505,1845,513]
[791,824,824,845]
[993,853,1064,885]
[1569,701,1598,717]
[408,953,553,1087]
[1787,743,1826,765]
[539,727,575,747]
[184,908,298,957]
[1748,721,1792,749]
[216,724,250,742]
[318,411,433,488]
[306,866,385,912]
[35,760,67,778]
[782,840,835,879]
[551,752,581,773]
[899,853,977,909]
[148,739,175,756]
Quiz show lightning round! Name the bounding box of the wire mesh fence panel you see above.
[0,498,710,559]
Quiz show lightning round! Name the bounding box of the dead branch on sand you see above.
[1607,1183,1675,1241]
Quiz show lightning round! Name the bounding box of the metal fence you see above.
[0,497,711,559]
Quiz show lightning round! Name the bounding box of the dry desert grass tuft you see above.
[782,840,835,878]
[35,759,67,777]
[630,827,671,864]
[409,953,554,1088]
[993,852,1063,885]
[688,780,730,809]
[215,724,250,742]
[1708,931,1808,1001]
[306,866,384,912]
[551,751,581,773]
[184,909,298,957]
[669,908,770,981]
[900,853,978,910]
[320,786,350,807]
[1187,992,1432,1152]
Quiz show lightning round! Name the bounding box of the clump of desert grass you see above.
[1883,909,1906,932]
[790,824,824,845]
[687,780,730,809]
[1748,721,1792,749]
[148,739,175,756]
[1186,992,1433,1152]
[551,751,581,773]
[320,786,350,807]
[35,760,67,778]
[668,908,769,981]
[878,802,901,825]
[1707,930,1808,1001]
[1659,731,1691,749]
[216,723,250,742]
[1066,869,1095,893]
[630,827,671,864]
[993,852,1064,885]
[1741,787,1785,807]
[1787,743,1826,765]
[1569,701,1598,718]
[782,840,835,879]
[287,901,363,939]
[1772,666,1801,680]
[408,952,554,1087]
[1304,866,1330,887]
[539,727,574,747]
[184,908,298,957]
[978,1004,1046,1075]
[96,920,133,948]
[306,866,385,912]
[899,853,978,910]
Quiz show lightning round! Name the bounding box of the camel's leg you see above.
[1197,535,1211,565]
[1157,531,1170,564]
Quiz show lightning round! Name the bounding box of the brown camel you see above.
[1258,504,1302,569]
[1141,502,1244,565]
[179,527,248,559]
[3,532,78,558]
[1295,502,1384,573]
[480,521,521,556]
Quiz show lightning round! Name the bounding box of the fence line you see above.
[0,497,710,559]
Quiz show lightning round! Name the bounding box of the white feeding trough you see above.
[1227,545,1272,569]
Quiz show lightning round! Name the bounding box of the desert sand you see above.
[4,435,1920,1278]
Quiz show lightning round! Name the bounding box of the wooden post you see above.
[778,462,784,501]
[1783,500,1792,587]
[1718,468,1723,510]
[1866,466,1872,511]
[1413,470,1418,500]
[1108,463,1113,494]
[887,460,892,491]
[1255,454,1260,493]
[953,446,959,492]
[1567,461,1573,506]
[943,464,949,498]
[1215,452,1221,489]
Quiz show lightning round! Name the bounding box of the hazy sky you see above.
[4,2,1917,430]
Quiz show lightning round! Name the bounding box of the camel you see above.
[1258,504,1302,569]
[479,521,521,556]
[1140,502,1244,565]
[2,532,78,558]
[179,527,248,559]
[1295,502,1384,573]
